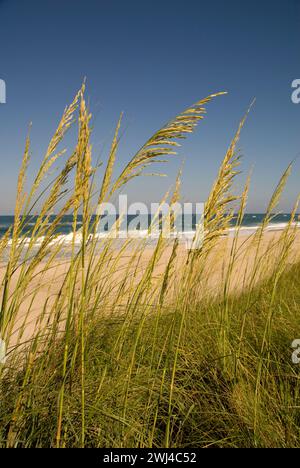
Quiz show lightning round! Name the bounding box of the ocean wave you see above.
[4,221,300,248]
[228,222,300,233]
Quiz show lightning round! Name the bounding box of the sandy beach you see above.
[2,228,300,352]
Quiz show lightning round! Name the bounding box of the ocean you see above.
[0,213,298,242]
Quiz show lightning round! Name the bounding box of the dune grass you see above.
[0,85,300,448]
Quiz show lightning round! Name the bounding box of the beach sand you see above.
[1,228,300,352]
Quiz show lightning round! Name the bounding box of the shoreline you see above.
[2,220,300,247]
[1,228,300,351]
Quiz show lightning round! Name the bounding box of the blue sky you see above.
[0,0,299,213]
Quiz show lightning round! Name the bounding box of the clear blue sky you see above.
[0,0,299,213]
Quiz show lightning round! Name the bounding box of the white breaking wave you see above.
[228,222,300,233]
[6,229,199,248]
[6,222,300,248]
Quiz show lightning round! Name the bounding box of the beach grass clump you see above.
[0,86,300,448]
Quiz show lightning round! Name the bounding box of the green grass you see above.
[1,263,300,447]
[0,85,300,448]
